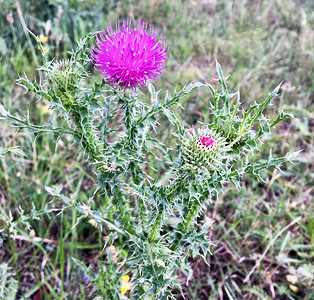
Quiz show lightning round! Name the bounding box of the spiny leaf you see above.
[245,151,300,176]
[270,111,293,128]
[137,82,205,125]
[0,146,25,158]
[249,83,281,125]
[2,111,74,136]
[215,58,229,103]
[17,77,52,101]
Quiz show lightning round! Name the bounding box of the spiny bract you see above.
[181,126,231,176]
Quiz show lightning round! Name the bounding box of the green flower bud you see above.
[181,126,231,176]
[47,60,84,106]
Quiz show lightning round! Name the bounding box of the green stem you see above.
[69,108,118,195]
[135,196,147,234]
[181,200,203,232]
[148,208,164,242]
[70,109,102,165]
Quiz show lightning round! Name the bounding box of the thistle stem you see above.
[148,208,164,242]
[181,198,206,232]
[70,109,102,165]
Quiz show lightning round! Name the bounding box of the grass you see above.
[0,0,313,299]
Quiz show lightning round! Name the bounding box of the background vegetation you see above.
[0,0,313,299]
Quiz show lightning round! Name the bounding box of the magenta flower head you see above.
[91,20,168,91]
[197,135,217,151]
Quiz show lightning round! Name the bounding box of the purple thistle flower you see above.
[197,135,217,151]
[91,20,168,91]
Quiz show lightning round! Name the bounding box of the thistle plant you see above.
[0,20,298,299]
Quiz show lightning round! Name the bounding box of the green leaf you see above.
[215,59,229,102]
[17,77,52,101]
[246,150,300,177]
[249,83,281,125]
[238,105,258,135]
[137,82,205,125]
[2,111,74,136]
[254,119,270,141]
[45,186,61,197]
[0,146,25,158]
[270,112,293,128]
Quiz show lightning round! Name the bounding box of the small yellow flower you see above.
[37,45,48,52]
[121,286,128,295]
[36,104,51,114]
[289,284,298,293]
[39,34,48,43]
[121,275,132,295]
[41,104,51,114]
[88,218,100,229]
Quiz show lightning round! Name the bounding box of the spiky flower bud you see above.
[46,60,84,106]
[181,127,231,176]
